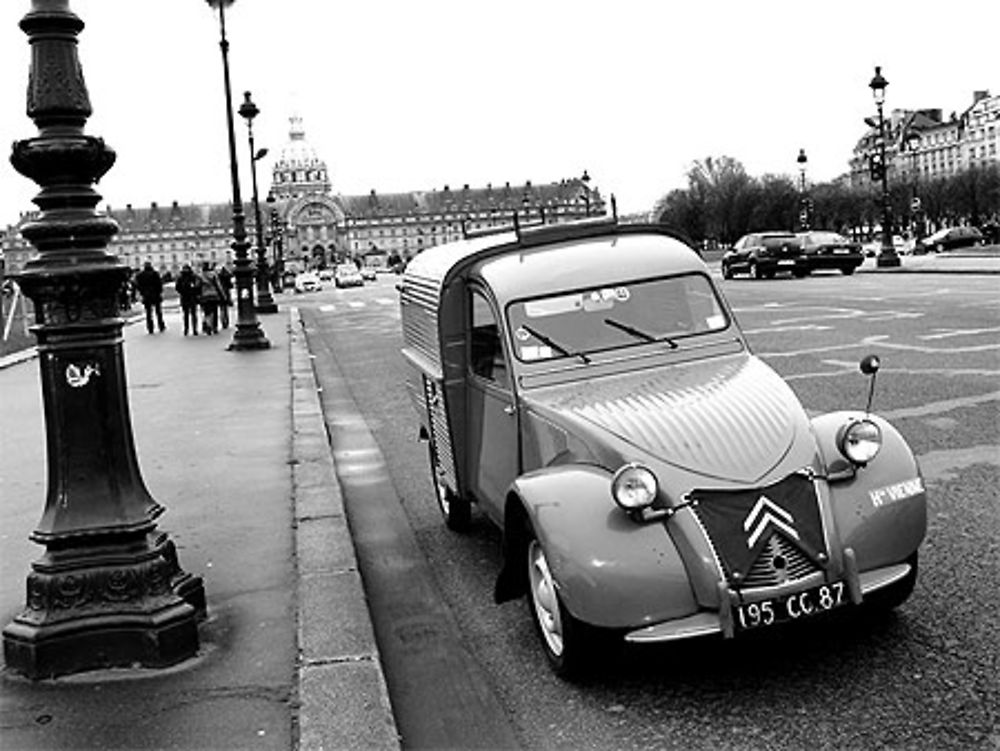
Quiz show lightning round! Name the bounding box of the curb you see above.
[287,306,401,750]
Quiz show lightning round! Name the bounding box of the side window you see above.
[469,289,509,387]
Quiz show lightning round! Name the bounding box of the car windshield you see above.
[761,235,797,248]
[506,273,729,363]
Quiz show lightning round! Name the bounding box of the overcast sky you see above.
[1,0,998,224]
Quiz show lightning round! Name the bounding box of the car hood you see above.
[521,354,813,484]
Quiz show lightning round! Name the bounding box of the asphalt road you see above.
[298,270,999,750]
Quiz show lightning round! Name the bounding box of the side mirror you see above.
[860,354,880,376]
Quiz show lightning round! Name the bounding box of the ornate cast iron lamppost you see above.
[581,169,592,217]
[239,91,277,314]
[2,0,203,679]
[267,191,285,288]
[870,66,901,268]
[207,0,270,349]
[797,148,810,231]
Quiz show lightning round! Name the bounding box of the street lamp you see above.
[3,0,202,678]
[207,0,270,348]
[869,66,900,267]
[581,169,592,217]
[238,91,278,314]
[904,131,923,245]
[796,148,810,231]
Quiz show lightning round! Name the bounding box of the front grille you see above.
[741,534,819,588]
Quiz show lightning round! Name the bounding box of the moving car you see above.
[722,232,806,279]
[796,231,864,275]
[334,263,364,288]
[916,226,984,253]
[293,271,321,293]
[399,219,926,679]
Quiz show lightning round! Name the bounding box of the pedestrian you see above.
[198,262,225,335]
[175,263,202,336]
[134,261,166,334]
[217,263,233,329]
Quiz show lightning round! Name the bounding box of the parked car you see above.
[360,266,377,282]
[334,263,364,288]
[916,226,984,253]
[722,232,806,279]
[796,231,864,275]
[294,272,321,293]
[318,269,334,283]
[399,219,926,680]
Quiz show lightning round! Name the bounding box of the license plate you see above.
[834,249,849,254]
[734,581,846,631]
[778,259,794,266]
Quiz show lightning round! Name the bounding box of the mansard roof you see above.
[339,177,598,219]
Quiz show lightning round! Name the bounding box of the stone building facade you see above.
[850,90,1000,187]
[3,115,605,279]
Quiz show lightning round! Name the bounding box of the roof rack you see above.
[460,194,620,243]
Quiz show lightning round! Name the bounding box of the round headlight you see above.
[838,418,882,465]
[611,463,658,510]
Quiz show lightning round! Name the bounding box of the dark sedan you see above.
[916,226,984,253]
[722,232,806,279]
[796,231,864,275]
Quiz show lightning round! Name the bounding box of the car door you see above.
[465,286,518,522]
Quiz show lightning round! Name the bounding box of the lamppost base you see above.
[2,533,203,679]
[227,321,271,350]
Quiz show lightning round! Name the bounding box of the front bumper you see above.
[623,554,912,644]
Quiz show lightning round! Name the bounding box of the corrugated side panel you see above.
[400,272,442,374]
[424,375,457,490]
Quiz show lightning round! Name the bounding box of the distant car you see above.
[334,263,364,288]
[722,232,806,279]
[294,272,321,293]
[796,231,864,275]
[917,226,984,253]
[318,269,334,282]
[360,266,377,282]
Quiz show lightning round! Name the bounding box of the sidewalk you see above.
[0,303,399,749]
[856,246,1000,274]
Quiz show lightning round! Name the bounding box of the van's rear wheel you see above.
[428,444,471,531]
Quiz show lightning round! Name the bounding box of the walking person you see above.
[198,262,225,335]
[135,261,166,334]
[217,263,233,329]
[175,263,202,336]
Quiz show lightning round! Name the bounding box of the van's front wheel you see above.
[428,444,471,531]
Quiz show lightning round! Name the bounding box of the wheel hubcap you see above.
[528,540,564,656]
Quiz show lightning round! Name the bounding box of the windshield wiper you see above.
[520,324,591,363]
[604,317,678,348]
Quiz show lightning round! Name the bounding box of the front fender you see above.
[811,411,927,570]
[498,464,698,629]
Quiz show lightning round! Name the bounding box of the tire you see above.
[864,553,918,611]
[526,535,612,680]
[427,444,471,531]
[841,266,856,275]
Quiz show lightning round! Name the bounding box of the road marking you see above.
[347,301,365,309]
[918,326,1000,340]
[375,298,397,306]
[916,444,1000,484]
[880,390,1000,421]
[784,367,1000,381]
[319,304,336,312]
[742,324,835,334]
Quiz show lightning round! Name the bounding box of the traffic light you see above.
[869,154,884,181]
